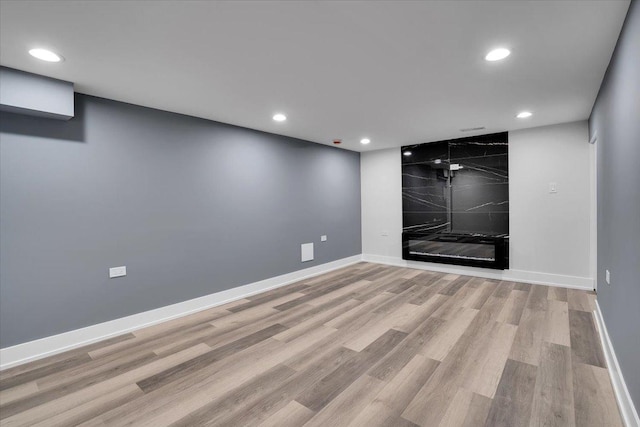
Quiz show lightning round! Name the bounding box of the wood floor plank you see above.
[303,374,385,427]
[92,328,328,427]
[421,307,478,361]
[0,263,622,427]
[170,364,297,426]
[371,285,424,315]
[438,388,475,427]
[0,333,135,382]
[476,293,511,324]
[401,268,426,279]
[216,341,363,426]
[402,306,503,425]
[273,297,359,329]
[228,283,311,312]
[272,298,360,343]
[324,292,393,329]
[385,417,421,427]
[0,353,93,392]
[543,299,571,347]
[509,308,546,366]
[211,293,304,328]
[343,303,420,351]
[274,271,384,311]
[438,388,492,427]
[460,321,518,398]
[305,279,372,307]
[351,279,402,303]
[548,286,568,302]
[572,362,623,427]
[283,313,381,372]
[526,284,549,311]
[386,277,418,294]
[1,344,211,427]
[567,289,594,312]
[431,284,477,320]
[529,342,575,427]
[151,325,218,357]
[395,293,448,332]
[31,383,143,427]
[408,280,447,305]
[295,329,408,412]
[130,307,230,340]
[368,316,445,382]
[0,382,39,406]
[257,400,314,427]
[438,275,469,296]
[462,280,498,309]
[1,351,156,419]
[495,289,528,325]
[350,354,439,427]
[38,338,162,387]
[483,359,538,427]
[408,270,440,285]
[492,280,515,299]
[569,309,606,368]
[461,392,493,427]
[137,323,287,393]
[514,282,532,292]
[87,319,215,360]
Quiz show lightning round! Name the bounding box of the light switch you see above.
[321,235,327,242]
[606,269,611,285]
[549,182,558,193]
[301,243,314,262]
[109,266,127,279]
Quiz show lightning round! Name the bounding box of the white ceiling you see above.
[0,0,630,152]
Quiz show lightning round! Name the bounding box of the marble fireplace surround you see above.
[401,132,509,269]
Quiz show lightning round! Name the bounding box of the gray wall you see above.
[589,0,640,410]
[0,94,361,348]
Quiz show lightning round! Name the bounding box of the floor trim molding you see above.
[362,254,594,290]
[594,300,640,427]
[0,254,363,371]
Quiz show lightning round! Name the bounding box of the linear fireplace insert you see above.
[402,232,509,270]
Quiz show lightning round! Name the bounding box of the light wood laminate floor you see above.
[0,263,623,426]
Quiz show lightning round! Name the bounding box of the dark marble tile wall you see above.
[402,132,508,236]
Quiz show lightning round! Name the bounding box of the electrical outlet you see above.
[321,235,327,242]
[109,266,127,279]
[381,231,389,237]
[605,269,611,285]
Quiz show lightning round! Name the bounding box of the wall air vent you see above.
[459,126,486,132]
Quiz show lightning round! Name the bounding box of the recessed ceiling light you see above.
[403,151,412,156]
[516,111,533,118]
[360,138,371,145]
[28,48,63,62]
[485,48,510,62]
[434,159,442,164]
[272,113,287,122]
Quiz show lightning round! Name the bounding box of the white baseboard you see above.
[362,254,594,290]
[0,255,363,371]
[594,300,640,427]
